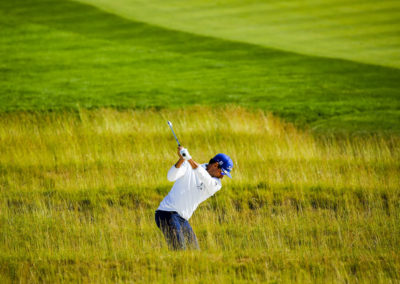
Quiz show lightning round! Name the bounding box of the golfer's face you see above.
[208,163,224,179]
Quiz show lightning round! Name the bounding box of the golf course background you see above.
[1,0,399,282]
[77,0,400,69]
[1,0,400,134]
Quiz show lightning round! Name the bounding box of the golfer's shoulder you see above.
[200,163,208,170]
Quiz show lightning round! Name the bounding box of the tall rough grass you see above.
[0,107,399,283]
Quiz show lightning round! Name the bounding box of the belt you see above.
[155,210,178,215]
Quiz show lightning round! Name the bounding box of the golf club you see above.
[167,121,191,159]
[167,121,181,146]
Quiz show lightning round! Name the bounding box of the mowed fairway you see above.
[1,108,399,282]
[78,0,400,68]
[1,0,400,134]
[1,0,400,282]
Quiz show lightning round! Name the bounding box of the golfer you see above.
[155,146,233,250]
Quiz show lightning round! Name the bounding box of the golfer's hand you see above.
[179,147,192,161]
[177,146,184,159]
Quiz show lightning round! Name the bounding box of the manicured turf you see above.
[78,0,400,68]
[1,0,400,134]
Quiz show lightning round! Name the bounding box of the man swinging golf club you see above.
[155,121,233,250]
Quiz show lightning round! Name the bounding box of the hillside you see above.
[0,0,399,134]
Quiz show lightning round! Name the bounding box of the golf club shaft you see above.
[167,121,181,146]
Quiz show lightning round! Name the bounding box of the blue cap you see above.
[212,153,233,178]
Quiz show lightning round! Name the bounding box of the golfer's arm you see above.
[168,158,186,181]
[175,158,185,168]
[193,164,222,193]
[187,159,199,169]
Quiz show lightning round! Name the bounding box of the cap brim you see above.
[221,169,232,178]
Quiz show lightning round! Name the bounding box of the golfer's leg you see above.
[182,219,199,250]
[155,210,163,229]
[155,211,169,247]
[155,211,179,250]
[169,213,185,249]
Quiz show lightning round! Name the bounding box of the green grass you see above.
[1,108,399,282]
[77,0,400,69]
[1,0,400,134]
[1,2,399,281]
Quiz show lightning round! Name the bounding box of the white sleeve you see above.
[167,162,188,182]
[194,166,222,195]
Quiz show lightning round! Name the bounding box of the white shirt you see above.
[157,162,222,220]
